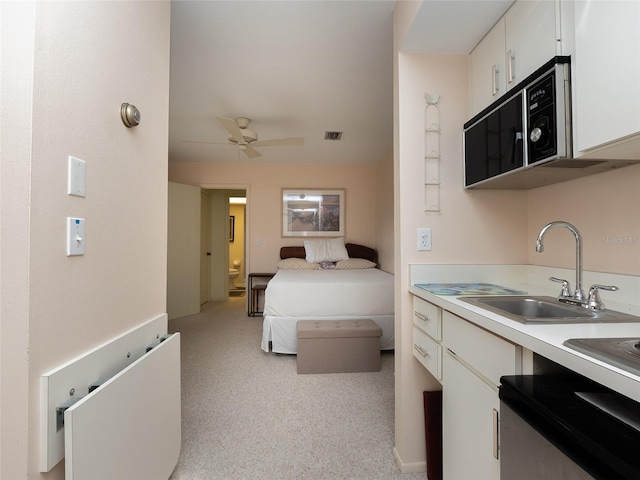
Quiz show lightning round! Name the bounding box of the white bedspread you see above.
[261,268,394,353]
[264,268,394,317]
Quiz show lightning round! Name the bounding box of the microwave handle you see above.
[512,129,523,165]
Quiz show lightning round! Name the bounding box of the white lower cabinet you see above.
[443,349,500,480]
[411,296,528,480]
[442,311,522,480]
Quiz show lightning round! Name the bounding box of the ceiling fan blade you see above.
[241,145,262,158]
[216,116,246,144]
[252,137,304,147]
[182,140,229,145]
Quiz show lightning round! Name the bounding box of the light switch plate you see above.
[68,156,86,197]
[67,217,85,256]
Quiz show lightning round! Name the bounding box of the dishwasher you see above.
[499,372,640,480]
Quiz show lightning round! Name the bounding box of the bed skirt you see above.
[261,315,394,354]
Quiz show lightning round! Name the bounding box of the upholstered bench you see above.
[296,319,382,374]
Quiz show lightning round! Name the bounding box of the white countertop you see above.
[409,264,640,403]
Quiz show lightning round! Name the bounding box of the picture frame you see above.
[229,216,235,242]
[282,188,345,237]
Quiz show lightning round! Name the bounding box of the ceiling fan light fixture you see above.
[236,117,250,129]
[324,131,343,141]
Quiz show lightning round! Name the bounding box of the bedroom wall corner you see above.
[168,162,380,273]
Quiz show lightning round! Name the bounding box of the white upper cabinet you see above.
[573,0,640,158]
[504,0,558,89]
[469,0,568,117]
[469,18,506,116]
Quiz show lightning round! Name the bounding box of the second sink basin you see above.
[460,295,640,324]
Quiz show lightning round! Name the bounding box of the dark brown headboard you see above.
[280,243,377,263]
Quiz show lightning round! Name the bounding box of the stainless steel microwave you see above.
[464,57,572,189]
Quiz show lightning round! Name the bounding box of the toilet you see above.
[228,260,241,290]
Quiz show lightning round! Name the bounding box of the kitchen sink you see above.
[460,295,640,324]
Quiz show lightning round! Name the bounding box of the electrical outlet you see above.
[418,228,432,251]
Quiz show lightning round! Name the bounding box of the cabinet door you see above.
[470,17,506,117]
[574,0,640,153]
[443,349,500,480]
[505,0,559,89]
[443,311,519,385]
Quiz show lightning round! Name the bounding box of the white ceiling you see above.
[168,0,513,165]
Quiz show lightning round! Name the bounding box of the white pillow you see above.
[335,258,376,270]
[277,258,320,270]
[303,237,349,263]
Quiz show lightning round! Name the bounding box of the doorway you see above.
[200,188,246,302]
[228,195,246,296]
[167,183,248,319]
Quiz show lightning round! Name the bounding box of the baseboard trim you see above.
[392,447,427,474]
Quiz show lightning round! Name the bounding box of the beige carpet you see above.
[168,297,425,480]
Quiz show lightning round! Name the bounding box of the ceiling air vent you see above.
[324,131,343,141]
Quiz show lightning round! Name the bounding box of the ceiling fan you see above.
[185,116,304,158]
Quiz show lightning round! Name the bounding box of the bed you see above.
[261,240,394,354]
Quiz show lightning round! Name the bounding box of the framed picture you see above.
[282,189,345,237]
[229,216,235,242]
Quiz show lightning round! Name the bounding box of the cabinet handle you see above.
[492,64,499,95]
[414,311,428,322]
[507,50,515,84]
[493,408,499,459]
[413,344,429,358]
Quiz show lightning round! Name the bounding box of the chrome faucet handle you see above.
[549,277,572,298]
[587,284,619,310]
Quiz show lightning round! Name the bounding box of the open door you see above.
[167,182,201,319]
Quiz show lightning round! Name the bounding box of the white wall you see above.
[526,164,640,275]
[393,2,529,471]
[1,3,36,476]
[394,50,529,472]
[0,2,171,478]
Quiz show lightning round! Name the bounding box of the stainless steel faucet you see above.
[535,221,618,310]
[536,221,586,302]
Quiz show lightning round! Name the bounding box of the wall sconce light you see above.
[120,103,141,128]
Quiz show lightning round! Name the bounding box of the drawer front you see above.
[443,311,519,387]
[413,296,442,340]
[413,326,442,381]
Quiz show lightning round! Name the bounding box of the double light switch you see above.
[67,156,86,256]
